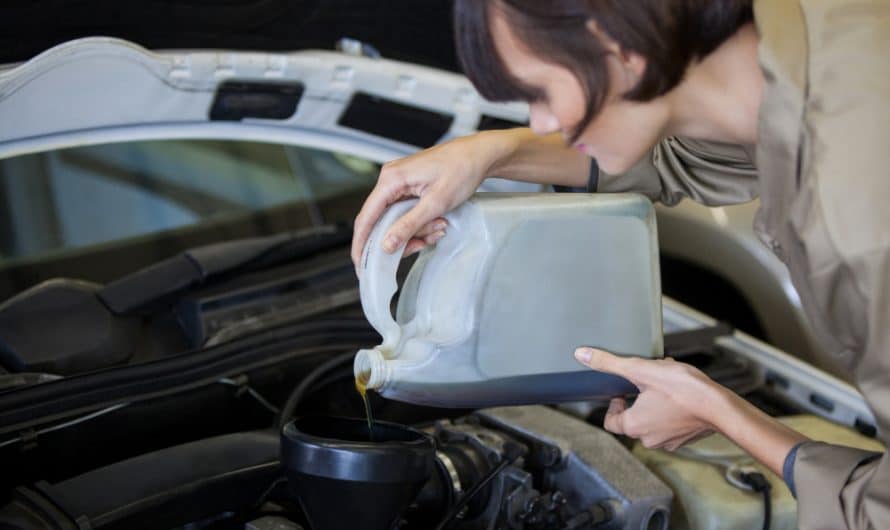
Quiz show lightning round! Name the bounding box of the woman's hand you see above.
[574,347,728,451]
[350,131,517,271]
[574,347,809,473]
[350,128,591,273]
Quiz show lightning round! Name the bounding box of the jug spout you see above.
[354,348,390,391]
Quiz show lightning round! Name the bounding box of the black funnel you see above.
[281,416,435,530]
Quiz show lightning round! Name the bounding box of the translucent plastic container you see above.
[354,193,662,407]
[632,414,885,530]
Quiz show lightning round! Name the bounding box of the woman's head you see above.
[455,0,753,173]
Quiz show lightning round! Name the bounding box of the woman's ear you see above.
[618,51,647,90]
[586,18,647,91]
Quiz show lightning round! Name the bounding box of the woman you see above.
[350,1,890,527]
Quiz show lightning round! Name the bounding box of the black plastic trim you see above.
[0,318,377,433]
[476,115,526,131]
[854,418,878,438]
[338,93,453,148]
[47,431,279,529]
[209,81,304,121]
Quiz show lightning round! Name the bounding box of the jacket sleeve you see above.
[791,243,890,530]
[594,137,759,207]
[786,2,890,526]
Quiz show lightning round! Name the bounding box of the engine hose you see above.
[760,488,772,530]
[433,442,524,530]
[276,351,356,429]
[740,471,772,530]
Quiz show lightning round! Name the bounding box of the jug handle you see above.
[358,199,419,352]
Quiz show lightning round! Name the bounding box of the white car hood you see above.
[0,37,529,163]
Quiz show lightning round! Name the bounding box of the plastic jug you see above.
[354,193,663,407]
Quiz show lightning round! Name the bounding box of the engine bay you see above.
[0,404,682,530]
[0,235,879,530]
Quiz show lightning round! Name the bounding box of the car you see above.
[0,0,832,382]
[0,36,875,530]
[6,42,835,387]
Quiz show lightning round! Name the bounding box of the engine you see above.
[0,406,671,530]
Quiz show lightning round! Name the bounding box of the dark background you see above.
[0,0,460,70]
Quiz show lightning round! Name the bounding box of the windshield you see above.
[0,139,379,301]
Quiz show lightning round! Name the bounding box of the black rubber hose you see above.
[276,351,356,430]
[311,366,356,394]
[433,442,524,530]
[741,471,772,530]
[760,487,772,530]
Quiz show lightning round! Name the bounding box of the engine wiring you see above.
[0,374,284,452]
[0,402,131,450]
[276,350,356,430]
[218,376,280,415]
[0,353,355,452]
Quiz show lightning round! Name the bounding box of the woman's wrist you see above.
[480,128,526,178]
[700,382,748,434]
[703,382,809,475]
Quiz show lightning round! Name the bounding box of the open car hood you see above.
[0,37,528,162]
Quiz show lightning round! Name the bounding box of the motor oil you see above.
[355,379,375,440]
[354,193,663,408]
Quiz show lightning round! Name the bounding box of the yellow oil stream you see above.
[355,379,374,441]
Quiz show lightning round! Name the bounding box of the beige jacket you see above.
[596,1,890,528]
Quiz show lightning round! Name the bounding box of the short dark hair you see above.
[454,0,753,140]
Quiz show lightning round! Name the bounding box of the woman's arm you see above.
[486,128,591,187]
[710,382,810,476]
[350,128,589,268]
[573,347,809,476]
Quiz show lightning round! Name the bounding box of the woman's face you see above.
[490,9,671,175]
